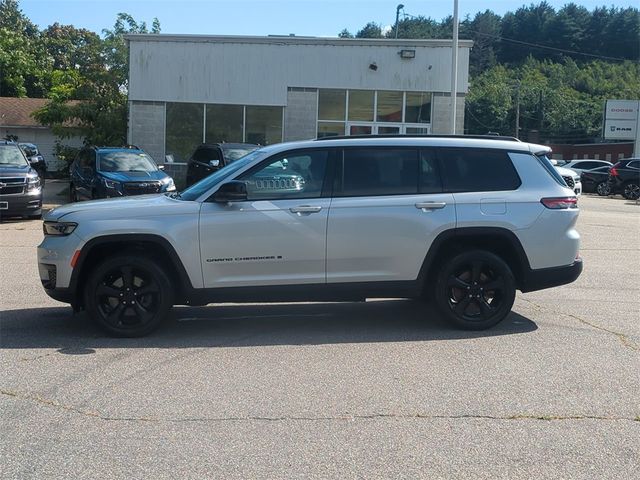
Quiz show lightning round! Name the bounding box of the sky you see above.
[20,0,639,37]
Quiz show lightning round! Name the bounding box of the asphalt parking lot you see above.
[1,186,638,479]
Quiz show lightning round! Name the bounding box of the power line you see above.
[469,30,631,62]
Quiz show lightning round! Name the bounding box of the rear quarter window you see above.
[439,148,521,192]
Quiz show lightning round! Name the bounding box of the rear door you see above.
[326,147,455,283]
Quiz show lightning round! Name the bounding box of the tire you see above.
[622,182,640,200]
[433,250,516,330]
[596,181,611,196]
[84,255,174,337]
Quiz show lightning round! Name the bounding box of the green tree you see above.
[356,22,383,38]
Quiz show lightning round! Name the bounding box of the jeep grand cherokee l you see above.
[39,137,582,337]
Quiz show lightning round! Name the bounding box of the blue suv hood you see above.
[99,170,169,182]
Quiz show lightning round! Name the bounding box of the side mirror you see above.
[158,165,165,171]
[213,181,248,203]
[209,159,220,167]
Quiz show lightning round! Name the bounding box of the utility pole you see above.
[450,0,459,134]
[514,81,521,139]
[395,4,404,39]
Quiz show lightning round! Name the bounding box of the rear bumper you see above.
[520,258,583,293]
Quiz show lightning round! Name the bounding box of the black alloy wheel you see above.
[85,255,173,337]
[596,181,611,196]
[623,182,640,200]
[434,250,516,330]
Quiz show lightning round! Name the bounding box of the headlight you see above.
[43,222,77,236]
[103,178,119,189]
[27,175,40,191]
[163,178,176,191]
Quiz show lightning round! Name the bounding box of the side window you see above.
[628,161,639,170]
[336,148,418,197]
[419,149,442,193]
[440,148,521,192]
[193,147,221,163]
[240,150,328,200]
[78,150,90,169]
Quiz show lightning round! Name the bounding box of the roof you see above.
[0,97,49,128]
[125,33,473,49]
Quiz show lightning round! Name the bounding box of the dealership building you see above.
[126,34,472,163]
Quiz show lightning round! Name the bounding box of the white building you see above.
[126,34,472,163]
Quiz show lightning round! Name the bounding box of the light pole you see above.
[395,4,404,39]
[450,0,459,134]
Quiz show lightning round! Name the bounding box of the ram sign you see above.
[604,100,639,141]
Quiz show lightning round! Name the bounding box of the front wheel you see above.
[433,250,516,330]
[84,255,174,337]
[596,181,611,196]
[623,182,640,200]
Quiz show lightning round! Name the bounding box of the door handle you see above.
[415,202,447,210]
[289,205,323,214]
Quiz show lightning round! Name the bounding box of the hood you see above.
[99,170,170,182]
[45,193,197,222]
[555,166,580,179]
[0,164,34,176]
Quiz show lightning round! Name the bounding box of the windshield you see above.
[178,149,267,201]
[0,145,28,166]
[222,146,259,163]
[98,151,158,172]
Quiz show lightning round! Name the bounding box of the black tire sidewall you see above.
[434,250,516,330]
[84,255,174,337]
[623,182,639,200]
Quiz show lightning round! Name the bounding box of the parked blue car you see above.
[69,146,176,201]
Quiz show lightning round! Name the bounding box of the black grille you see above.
[0,177,26,195]
[562,176,575,188]
[41,264,57,290]
[123,182,162,195]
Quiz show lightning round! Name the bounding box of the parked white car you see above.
[39,136,582,337]
[561,159,612,174]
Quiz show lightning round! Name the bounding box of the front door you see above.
[199,149,332,288]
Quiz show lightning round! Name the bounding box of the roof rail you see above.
[314,134,522,142]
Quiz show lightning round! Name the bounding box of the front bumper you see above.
[0,190,42,218]
[520,257,583,293]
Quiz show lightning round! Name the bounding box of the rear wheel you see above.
[434,250,516,330]
[84,255,174,337]
[623,182,640,200]
[596,181,611,196]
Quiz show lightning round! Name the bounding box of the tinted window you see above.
[419,149,442,193]
[193,147,221,163]
[336,148,418,197]
[240,150,328,200]
[627,161,640,169]
[440,149,521,192]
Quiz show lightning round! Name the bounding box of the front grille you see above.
[0,177,26,196]
[562,176,575,188]
[123,182,162,195]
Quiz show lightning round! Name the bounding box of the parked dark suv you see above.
[185,143,259,187]
[69,146,176,201]
[19,143,47,186]
[608,158,640,200]
[0,140,42,219]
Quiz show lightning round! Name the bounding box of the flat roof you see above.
[125,33,473,48]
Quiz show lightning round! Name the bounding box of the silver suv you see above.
[38,137,582,337]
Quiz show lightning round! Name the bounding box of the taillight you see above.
[610,167,619,176]
[541,197,578,209]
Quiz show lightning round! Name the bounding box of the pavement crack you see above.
[519,297,639,352]
[1,389,637,424]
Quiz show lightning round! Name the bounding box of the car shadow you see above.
[0,300,537,352]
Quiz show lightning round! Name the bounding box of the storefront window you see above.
[405,92,431,123]
[318,89,346,121]
[348,90,375,122]
[206,104,244,143]
[376,91,403,123]
[317,122,345,138]
[166,103,204,162]
[246,106,283,145]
